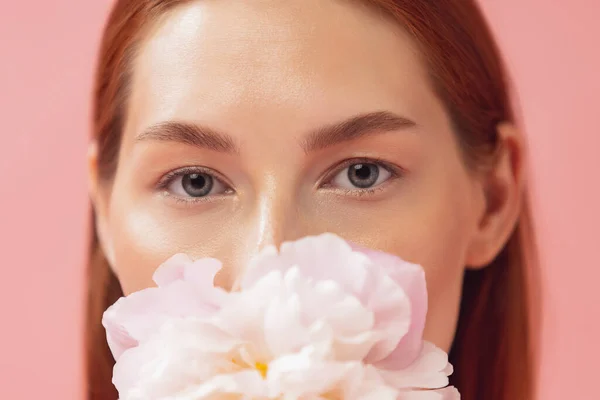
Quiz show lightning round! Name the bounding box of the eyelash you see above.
[156,166,233,205]
[320,157,403,197]
[157,158,404,204]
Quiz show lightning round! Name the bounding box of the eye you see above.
[162,168,230,199]
[330,162,393,190]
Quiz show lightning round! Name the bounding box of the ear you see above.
[465,122,525,269]
[88,141,116,269]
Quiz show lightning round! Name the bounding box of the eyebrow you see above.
[301,111,416,152]
[136,111,415,153]
[136,121,240,154]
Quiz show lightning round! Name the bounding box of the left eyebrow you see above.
[301,111,416,153]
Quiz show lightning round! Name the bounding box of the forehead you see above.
[126,0,436,139]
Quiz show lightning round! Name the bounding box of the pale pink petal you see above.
[361,267,411,364]
[334,331,380,362]
[184,258,228,308]
[397,386,460,400]
[356,367,401,400]
[155,254,227,309]
[152,253,194,286]
[285,272,370,335]
[352,244,427,368]
[212,271,286,357]
[280,268,379,361]
[305,320,336,359]
[103,282,219,360]
[263,286,308,356]
[310,280,374,337]
[351,373,399,400]
[103,255,227,361]
[102,288,161,360]
[353,385,399,400]
[113,319,241,397]
[268,358,398,400]
[174,371,267,399]
[379,342,453,390]
[278,234,370,294]
[241,234,427,366]
[242,234,370,295]
[238,245,281,290]
[378,264,427,369]
[267,350,353,398]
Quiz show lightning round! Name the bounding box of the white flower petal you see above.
[114,319,241,398]
[264,290,308,355]
[397,386,461,400]
[379,342,453,390]
[268,354,360,399]
[172,371,267,400]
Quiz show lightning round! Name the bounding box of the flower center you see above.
[255,362,268,378]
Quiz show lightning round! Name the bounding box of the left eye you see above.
[331,162,392,189]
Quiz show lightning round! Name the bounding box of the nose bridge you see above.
[226,186,297,291]
[252,186,294,250]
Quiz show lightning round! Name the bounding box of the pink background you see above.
[0,1,598,398]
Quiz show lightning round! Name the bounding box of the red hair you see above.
[87,1,538,399]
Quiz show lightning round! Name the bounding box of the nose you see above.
[254,194,287,249]
[216,189,301,291]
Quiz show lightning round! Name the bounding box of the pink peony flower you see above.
[103,254,228,360]
[103,233,459,399]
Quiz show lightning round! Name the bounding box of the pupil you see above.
[182,173,213,197]
[355,165,371,179]
[348,164,379,188]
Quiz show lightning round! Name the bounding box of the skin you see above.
[89,0,523,352]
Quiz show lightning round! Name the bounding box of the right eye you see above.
[162,168,231,199]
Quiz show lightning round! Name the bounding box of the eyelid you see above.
[319,157,404,188]
[156,166,233,191]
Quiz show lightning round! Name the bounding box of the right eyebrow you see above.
[136,121,240,154]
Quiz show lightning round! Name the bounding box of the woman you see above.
[86,0,538,399]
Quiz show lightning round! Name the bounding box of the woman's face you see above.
[91,0,518,352]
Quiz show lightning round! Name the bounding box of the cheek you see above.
[312,174,477,351]
[107,195,229,294]
[400,178,478,351]
[317,201,470,351]
[107,193,258,294]
[416,216,470,352]
[108,204,181,295]
[385,201,473,352]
